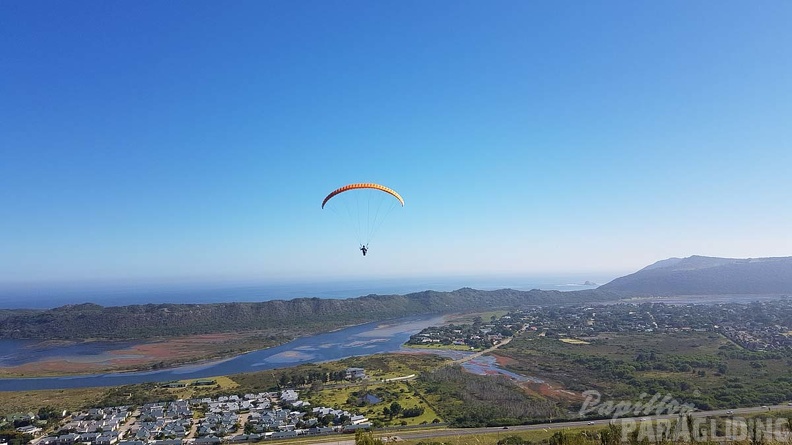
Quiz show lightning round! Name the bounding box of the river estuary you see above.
[0,315,447,391]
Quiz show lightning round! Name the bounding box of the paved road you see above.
[451,337,513,365]
[118,409,140,440]
[288,404,792,445]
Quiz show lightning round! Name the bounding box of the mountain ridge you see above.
[601,255,792,295]
[3,255,790,341]
[0,287,617,340]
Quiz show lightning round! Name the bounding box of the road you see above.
[288,404,791,445]
[452,336,513,365]
[118,408,140,440]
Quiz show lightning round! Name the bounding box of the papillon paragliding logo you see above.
[322,183,404,256]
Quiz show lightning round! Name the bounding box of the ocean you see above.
[0,274,614,310]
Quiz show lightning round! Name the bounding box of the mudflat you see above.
[0,331,283,377]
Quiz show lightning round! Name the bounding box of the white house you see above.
[345,367,367,379]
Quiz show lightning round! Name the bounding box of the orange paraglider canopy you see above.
[321,183,404,209]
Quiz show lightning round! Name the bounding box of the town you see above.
[3,382,375,445]
[405,314,521,349]
[406,300,792,353]
[513,300,792,352]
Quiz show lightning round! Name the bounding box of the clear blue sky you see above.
[1,1,791,284]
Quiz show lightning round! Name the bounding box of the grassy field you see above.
[447,311,510,325]
[257,425,598,445]
[559,338,590,345]
[297,354,448,426]
[160,376,241,400]
[335,354,451,381]
[0,387,107,416]
[305,380,441,426]
[395,425,598,445]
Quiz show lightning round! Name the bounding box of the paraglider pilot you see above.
[360,244,368,256]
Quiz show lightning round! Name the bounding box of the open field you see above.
[160,376,240,400]
[559,338,590,345]
[446,311,510,325]
[396,425,596,445]
[0,387,107,415]
[305,380,441,426]
[292,353,449,428]
[241,425,596,445]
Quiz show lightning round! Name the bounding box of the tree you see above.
[37,406,59,422]
[320,414,335,426]
[389,402,402,418]
[402,407,425,418]
[0,430,34,445]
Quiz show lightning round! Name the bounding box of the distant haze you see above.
[0,273,615,310]
[4,254,791,309]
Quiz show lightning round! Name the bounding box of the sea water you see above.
[0,274,610,309]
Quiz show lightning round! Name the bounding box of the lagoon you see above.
[0,315,445,391]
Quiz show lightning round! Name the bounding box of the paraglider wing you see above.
[321,183,405,209]
[322,183,404,253]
